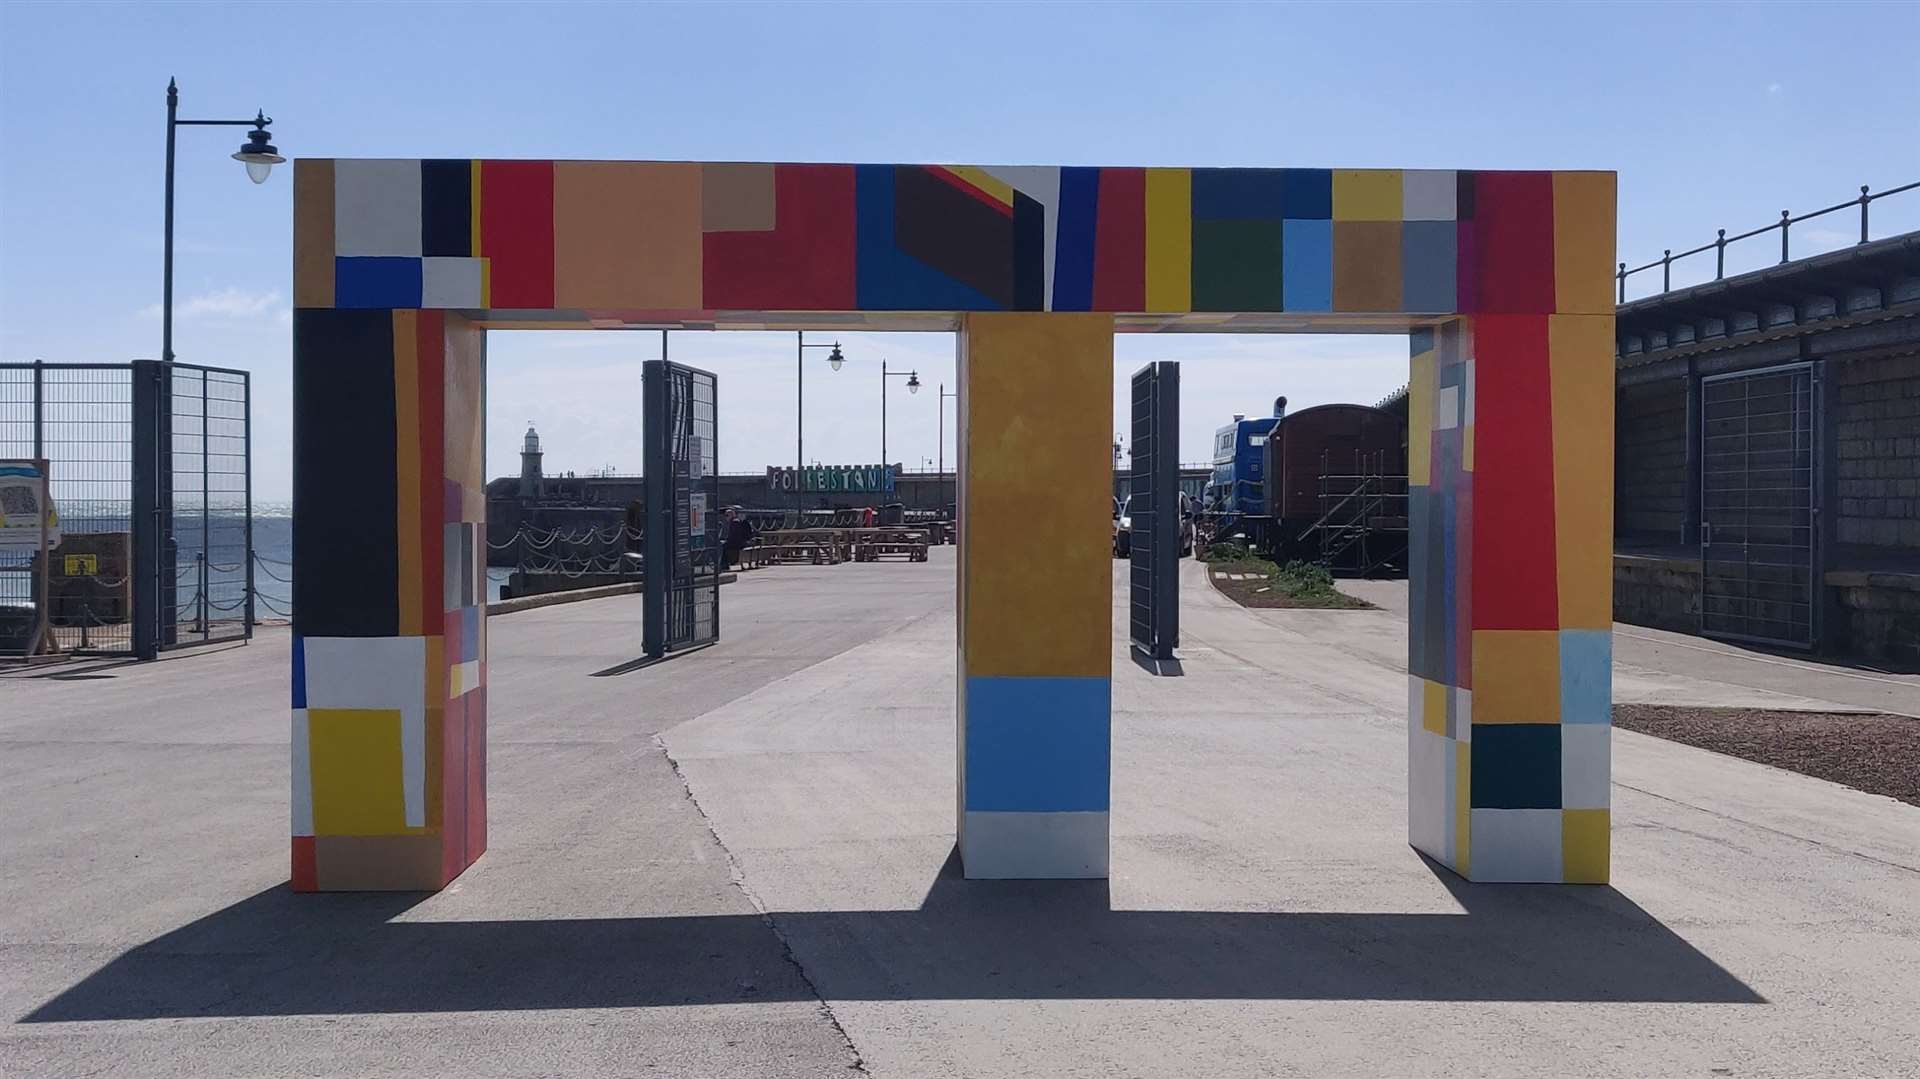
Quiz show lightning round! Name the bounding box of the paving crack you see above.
[652,733,872,1076]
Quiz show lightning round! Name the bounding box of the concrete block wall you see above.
[1833,353,1920,550]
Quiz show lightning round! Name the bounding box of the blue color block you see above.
[1051,167,1101,311]
[1402,220,1458,312]
[1407,485,1434,681]
[964,676,1111,812]
[1560,630,1612,724]
[335,257,423,309]
[1281,169,1333,219]
[454,604,482,662]
[1193,168,1286,220]
[291,634,306,709]
[1470,724,1562,809]
[854,165,1004,311]
[1281,219,1332,311]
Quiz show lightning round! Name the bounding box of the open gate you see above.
[1699,362,1817,648]
[1129,361,1179,660]
[642,359,721,658]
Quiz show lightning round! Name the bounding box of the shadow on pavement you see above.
[24,850,1763,1020]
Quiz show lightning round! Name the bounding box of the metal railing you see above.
[1619,180,1920,302]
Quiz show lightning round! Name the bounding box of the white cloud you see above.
[1767,82,1783,97]
[140,286,285,322]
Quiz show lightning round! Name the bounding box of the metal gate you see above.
[162,364,253,648]
[642,359,720,658]
[1129,361,1179,660]
[1699,362,1816,648]
[0,360,250,658]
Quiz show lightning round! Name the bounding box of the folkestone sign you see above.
[766,464,896,495]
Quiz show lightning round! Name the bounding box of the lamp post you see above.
[163,77,283,363]
[937,382,958,518]
[879,359,919,476]
[796,332,844,520]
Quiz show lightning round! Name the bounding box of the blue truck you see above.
[1199,397,1287,550]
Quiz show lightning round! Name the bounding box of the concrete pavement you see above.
[4,548,1918,1077]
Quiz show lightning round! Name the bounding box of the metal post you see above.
[936,381,943,519]
[243,373,254,631]
[1715,230,1726,279]
[1616,263,1625,304]
[795,331,803,522]
[163,79,177,364]
[881,359,888,469]
[1780,210,1790,263]
[130,360,162,660]
[1661,249,1671,293]
[198,371,210,639]
[1859,185,1871,244]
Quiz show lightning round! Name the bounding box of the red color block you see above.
[1471,315,1559,628]
[1092,168,1146,311]
[703,164,856,310]
[466,686,488,863]
[480,161,555,308]
[1466,172,1555,314]
[416,310,446,635]
[291,835,317,892]
[439,692,467,885]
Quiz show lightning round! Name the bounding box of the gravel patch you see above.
[1613,704,1920,807]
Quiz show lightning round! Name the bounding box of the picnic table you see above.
[848,526,930,562]
[745,528,852,565]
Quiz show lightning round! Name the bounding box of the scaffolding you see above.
[1299,449,1409,576]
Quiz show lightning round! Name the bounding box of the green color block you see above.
[1191,219,1283,311]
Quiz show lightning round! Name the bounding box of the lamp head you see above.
[232,113,284,184]
[827,344,844,371]
[906,372,920,394]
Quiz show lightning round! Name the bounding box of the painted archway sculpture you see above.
[289,160,1614,890]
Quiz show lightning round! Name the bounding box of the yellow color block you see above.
[1422,678,1446,735]
[1145,169,1191,312]
[960,312,1113,678]
[1408,343,1435,486]
[1333,169,1403,221]
[309,708,407,835]
[292,159,335,308]
[1562,808,1610,883]
[1552,172,1616,315]
[1454,742,1471,876]
[1549,315,1615,629]
[392,311,422,637]
[1471,630,1561,724]
[945,166,1014,208]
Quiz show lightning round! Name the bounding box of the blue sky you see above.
[3,1,1916,500]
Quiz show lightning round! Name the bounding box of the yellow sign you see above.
[63,553,97,576]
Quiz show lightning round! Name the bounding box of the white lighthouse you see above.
[518,422,544,498]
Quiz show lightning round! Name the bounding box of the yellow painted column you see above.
[956,312,1114,878]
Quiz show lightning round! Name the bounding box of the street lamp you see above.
[795,333,843,519]
[163,77,283,363]
[937,382,958,519]
[878,359,919,471]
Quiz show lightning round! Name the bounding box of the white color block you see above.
[1561,724,1612,810]
[301,636,427,710]
[334,159,422,257]
[1436,385,1460,430]
[1469,809,1564,882]
[1402,169,1458,221]
[291,709,313,837]
[450,659,482,699]
[422,257,484,308]
[1408,726,1448,860]
[961,811,1108,879]
[1454,688,1472,743]
[980,166,1060,309]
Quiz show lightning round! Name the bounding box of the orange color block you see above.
[554,162,703,310]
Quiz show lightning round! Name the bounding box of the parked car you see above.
[1113,492,1194,558]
